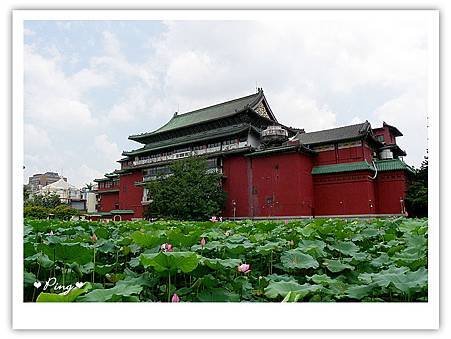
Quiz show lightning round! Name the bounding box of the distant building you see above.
[93,88,413,220]
[28,172,67,194]
[39,178,86,210]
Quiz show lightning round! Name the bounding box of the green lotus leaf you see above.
[25,252,54,269]
[307,274,333,286]
[76,283,142,302]
[281,249,319,270]
[130,231,162,249]
[140,251,200,273]
[37,242,93,265]
[322,259,354,273]
[265,281,320,299]
[282,290,303,302]
[201,257,242,270]
[346,284,376,300]
[197,288,240,302]
[371,253,390,268]
[24,271,36,287]
[327,240,360,256]
[36,282,92,302]
[297,239,327,258]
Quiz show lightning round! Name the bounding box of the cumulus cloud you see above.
[24,124,52,153]
[24,45,104,129]
[372,85,428,166]
[23,15,432,186]
[94,134,121,164]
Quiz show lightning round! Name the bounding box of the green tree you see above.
[28,192,62,209]
[24,205,50,219]
[52,205,80,220]
[146,156,226,220]
[23,185,31,203]
[405,155,428,218]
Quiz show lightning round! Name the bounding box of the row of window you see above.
[143,158,220,179]
[98,180,119,189]
[138,137,246,161]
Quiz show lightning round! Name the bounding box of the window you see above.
[207,142,221,148]
[376,135,385,142]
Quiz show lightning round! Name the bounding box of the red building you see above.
[93,89,413,221]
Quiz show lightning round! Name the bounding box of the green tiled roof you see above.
[123,123,255,156]
[110,209,134,214]
[296,122,372,145]
[129,91,263,141]
[246,143,316,157]
[312,161,374,175]
[374,159,414,172]
[312,159,414,175]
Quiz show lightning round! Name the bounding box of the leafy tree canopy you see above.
[26,192,62,209]
[406,155,428,218]
[146,156,226,220]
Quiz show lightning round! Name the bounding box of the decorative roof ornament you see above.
[261,125,288,146]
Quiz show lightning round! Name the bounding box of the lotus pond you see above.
[24,217,428,302]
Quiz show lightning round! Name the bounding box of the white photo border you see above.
[12,9,439,330]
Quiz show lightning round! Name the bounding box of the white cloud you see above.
[23,15,431,184]
[269,90,337,131]
[68,164,104,187]
[24,124,52,153]
[94,134,121,164]
[373,86,428,166]
[24,45,105,130]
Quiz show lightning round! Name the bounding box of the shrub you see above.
[52,205,80,220]
[24,205,50,219]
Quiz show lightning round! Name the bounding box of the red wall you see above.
[337,146,364,163]
[222,156,251,217]
[119,170,144,218]
[98,191,119,212]
[249,152,314,217]
[313,171,377,216]
[363,142,374,162]
[375,171,408,214]
[373,127,396,145]
[315,150,337,165]
[315,144,371,166]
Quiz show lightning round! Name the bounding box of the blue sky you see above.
[23,16,430,187]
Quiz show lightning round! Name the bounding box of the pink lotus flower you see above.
[209,216,218,222]
[160,243,173,252]
[171,293,180,302]
[200,237,206,248]
[237,263,251,274]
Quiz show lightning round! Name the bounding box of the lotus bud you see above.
[171,293,180,302]
[91,233,97,242]
[200,237,206,248]
[237,263,251,274]
[49,230,54,236]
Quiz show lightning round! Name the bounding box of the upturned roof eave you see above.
[128,91,265,142]
[123,124,253,157]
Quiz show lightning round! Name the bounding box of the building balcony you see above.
[130,142,248,168]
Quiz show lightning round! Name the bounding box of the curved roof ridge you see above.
[174,91,261,118]
[129,90,263,141]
